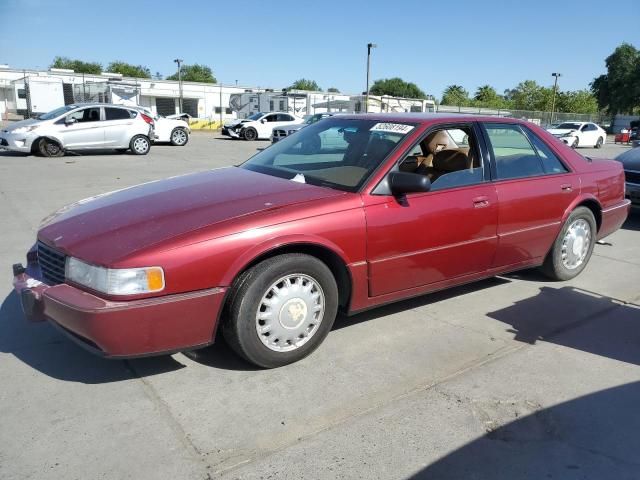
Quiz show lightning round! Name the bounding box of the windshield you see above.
[38,105,76,120]
[241,118,415,192]
[556,123,582,130]
[247,112,265,121]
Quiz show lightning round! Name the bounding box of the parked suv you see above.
[222,111,302,141]
[0,103,154,157]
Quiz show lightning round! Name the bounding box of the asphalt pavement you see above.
[0,132,638,479]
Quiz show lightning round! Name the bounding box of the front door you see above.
[365,123,499,297]
[56,106,104,148]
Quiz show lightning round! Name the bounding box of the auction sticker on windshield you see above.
[370,123,415,134]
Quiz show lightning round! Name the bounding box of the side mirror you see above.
[65,117,77,125]
[389,171,431,196]
[260,119,267,124]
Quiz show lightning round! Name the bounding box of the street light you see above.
[174,58,184,113]
[365,43,377,113]
[550,72,562,125]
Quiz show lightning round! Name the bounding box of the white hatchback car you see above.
[222,112,302,141]
[0,103,155,157]
[547,122,607,149]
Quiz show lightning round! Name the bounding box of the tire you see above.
[571,137,579,149]
[170,127,189,146]
[243,127,258,141]
[222,254,339,368]
[540,207,597,281]
[38,138,64,157]
[595,137,603,149]
[129,135,150,155]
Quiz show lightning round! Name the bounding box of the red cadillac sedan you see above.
[12,114,630,368]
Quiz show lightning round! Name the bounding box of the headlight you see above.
[11,125,38,134]
[65,257,165,295]
[561,131,576,137]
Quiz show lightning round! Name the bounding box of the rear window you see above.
[105,108,133,120]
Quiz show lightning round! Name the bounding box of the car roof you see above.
[333,112,533,125]
[67,103,134,109]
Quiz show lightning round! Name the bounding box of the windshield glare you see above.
[240,118,414,192]
[38,105,76,120]
[247,112,265,120]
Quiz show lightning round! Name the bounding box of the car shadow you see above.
[409,381,640,479]
[0,291,186,384]
[0,150,30,157]
[622,207,640,231]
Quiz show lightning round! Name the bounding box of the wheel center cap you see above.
[572,236,584,256]
[279,298,308,329]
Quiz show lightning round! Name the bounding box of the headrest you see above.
[426,130,451,154]
[432,150,469,171]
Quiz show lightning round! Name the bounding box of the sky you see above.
[1,0,639,99]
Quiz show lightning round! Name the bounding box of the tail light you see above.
[140,113,154,125]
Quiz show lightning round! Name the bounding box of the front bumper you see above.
[0,132,35,153]
[221,126,241,138]
[12,262,227,358]
[558,135,578,146]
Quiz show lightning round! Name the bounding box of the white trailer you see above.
[12,76,65,116]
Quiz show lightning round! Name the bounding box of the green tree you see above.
[50,56,102,74]
[510,80,553,110]
[327,87,340,93]
[166,64,216,83]
[590,43,640,114]
[106,61,151,78]
[370,77,426,99]
[557,90,599,114]
[289,79,322,91]
[441,85,470,106]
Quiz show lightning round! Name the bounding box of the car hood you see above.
[224,119,252,128]
[2,118,40,132]
[38,167,343,265]
[277,123,306,132]
[616,147,640,172]
[547,128,577,136]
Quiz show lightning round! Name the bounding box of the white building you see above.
[0,66,435,123]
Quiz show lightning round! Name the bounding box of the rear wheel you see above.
[170,128,189,146]
[243,127,258,141]
[223,254,338,368]
[129,135,150,155]
[38,138,64,157]
[595,137,603,148]
[541,207,596,281]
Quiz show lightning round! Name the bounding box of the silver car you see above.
[0,103,154,157]
[615,146,640,205]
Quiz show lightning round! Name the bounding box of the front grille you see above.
[273,129,287,137]
[37,242,66,285]
[625,170,640,184]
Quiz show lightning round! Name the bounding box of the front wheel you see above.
[223,254,338,368]
[540,207,596,281]
[595,137,603,148]
[129,135,150,155]
[170,128,189,146]
[38,138,64,157]
[243,127,258,141]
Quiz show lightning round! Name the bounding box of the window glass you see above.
[525,128,568,174]
[17,89,26,99]
[265,115,278,122]
[276,114,292,122]
[67,107,101,123]
[105,108,132,120]
[398,126,483,191]
[485,124,544,179]
[242,118,413,191]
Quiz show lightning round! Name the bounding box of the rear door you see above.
[103,107,137,147]
[56,106,104,148]
[482,122,578,267]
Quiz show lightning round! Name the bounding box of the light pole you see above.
[174,58,184,113]
[550,72,561,125]
[365,43,377,113]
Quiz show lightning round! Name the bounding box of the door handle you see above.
[561,184,573,192]
[472,196,490,208]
